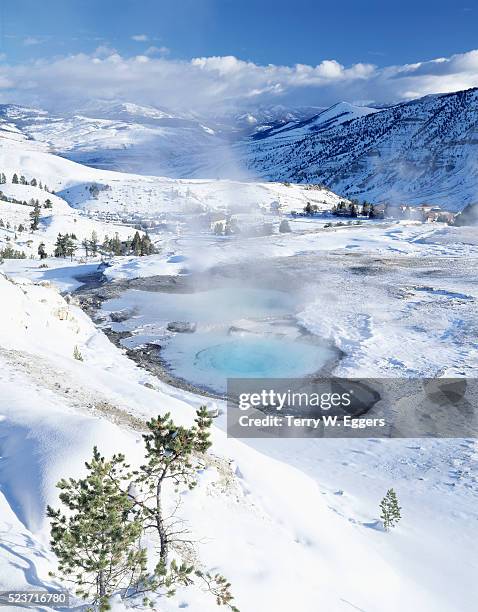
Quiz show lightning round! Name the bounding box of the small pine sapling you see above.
[380,488,402,531]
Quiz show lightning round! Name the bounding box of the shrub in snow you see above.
[73,345,83,361]
[0,246,27,260]
[380,488,402,531]
[279,219,291,233]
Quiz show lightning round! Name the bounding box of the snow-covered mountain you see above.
[251,102,379,141]
[3,87,478,210]
[242,88,478,210]
[0,102,330,181]
[0,103,231,178]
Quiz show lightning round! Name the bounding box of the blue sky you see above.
[0,1,477,113]
[1,0,476,67]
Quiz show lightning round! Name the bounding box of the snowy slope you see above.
[0,111,477,612]
[0,270,477,611]
[251,101,378,141]
[243,87,478,209]
[0,182,136,258]
[0,103,232,179]
[0,122,344,212]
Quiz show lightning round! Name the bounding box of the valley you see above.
[0,94,477,612]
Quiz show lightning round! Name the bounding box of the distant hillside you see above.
[241,88,478,210]
[3,88,478,210]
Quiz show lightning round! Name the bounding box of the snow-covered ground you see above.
[0,135,477,611]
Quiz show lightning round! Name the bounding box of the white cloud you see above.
[23,37,43,46]
[131,34,149,42]
[144,45,169,57]
[1,48,478,114]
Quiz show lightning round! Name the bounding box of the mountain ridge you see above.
[242,87,478,210]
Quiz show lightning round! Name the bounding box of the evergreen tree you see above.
[30,178,37,187]
[111,232,122,256]
[122,236,132,255]
[131,231,142,256]
[132,409,238,610]
[12,173,18,184]
[102,235,112,255]
[44,198,53,209]
[81,238,90,258]
[20,175,27,185]
[380,488,402,531]
[90,230,99,255]
[65,235,77,261]
[29,201,41,230]
[17,223,25,232]
[47,448,149,611]
[38,242,47,259]
[0,246,26,259]
[134,408,212,565]
[140,233,153,255]
[54,233,66,257]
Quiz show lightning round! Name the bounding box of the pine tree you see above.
[110,232,122,256]
[131,231,142,256]
[380,488,402,531]
[102,235,112,255]
[65,235,77,261]
[12,173,18,184]
[134,408,212,565]
[20,175,27,185]
[44,198,53,209]
[54,233,66,257]
[140,233,153,255]
[81,238,90,258]
[90,230,99,255]
[47,448,149,611]
[30,177,37,187]
[29,201,41,230]
[38,242,47,259]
